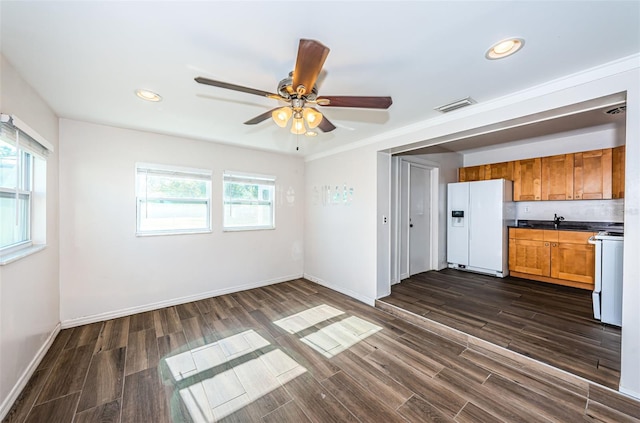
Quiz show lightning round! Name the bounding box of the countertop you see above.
[510,220,624,234]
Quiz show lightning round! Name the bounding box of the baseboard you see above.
[303,273,376,306]
[61,273,304,328]
[0,323,61,420]
[619,386,640,401]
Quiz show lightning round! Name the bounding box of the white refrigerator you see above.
[447,179,513,277]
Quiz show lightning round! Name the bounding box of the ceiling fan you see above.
[195,39,392,135]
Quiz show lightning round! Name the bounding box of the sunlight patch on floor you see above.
[163,330,306,422]
[274,304,382,358]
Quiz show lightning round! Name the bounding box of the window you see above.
[223,172,275,231]
[0,114,50,261]
[136,163,212,235]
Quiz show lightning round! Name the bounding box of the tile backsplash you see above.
[515,199,624,223]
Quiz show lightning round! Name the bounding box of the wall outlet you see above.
[382,215,388,224]
[524,206,530,213]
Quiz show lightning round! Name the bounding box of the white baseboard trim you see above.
[303,273,376,306]
[619,386,640,401]
[0,323,61,421]
[61,273,304,328]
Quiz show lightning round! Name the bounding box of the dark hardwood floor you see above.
[4,277,639,422]
[378,269,622,390]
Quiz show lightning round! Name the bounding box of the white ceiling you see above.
[1,1,639,157]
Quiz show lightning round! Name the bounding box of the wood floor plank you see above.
[1,368,50,423]
[94,317,130,354]
[454,401,504,423]
[121,368,169,423]
[433,367,548,423]
[36,329,74,371]
[261,400,312,423]
[174,301,201,321]
[36,344,93,404]
[278,372,358,423]
[153,307,183,337]
[63,322,103,350]
[74,399,121,423]
[320,371,407,423]
[125,328,159,376]
[364,348,466,418]
[128,311,155,333]
[181,314,217,348]
[24,392,80,423]
[589,384,640,419]
[396,394,455,423]
[77,346,126,412]
[330,349,413,410]
[584,399,640,423]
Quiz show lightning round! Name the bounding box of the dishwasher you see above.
[588,231,624,326]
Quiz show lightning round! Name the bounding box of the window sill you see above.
[0,244,47,265]
[223,226,276,232]
[136,229,212,237]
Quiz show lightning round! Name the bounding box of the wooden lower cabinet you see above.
[509,228,596,290]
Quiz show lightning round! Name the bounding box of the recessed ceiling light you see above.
[135,89,162,102]
[485,38,525,60]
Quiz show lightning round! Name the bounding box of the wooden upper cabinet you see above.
[458,165,487,182]
[513,158,542,201]
[487,161,514,180]
[612,145,625,199]
[541,154,574,200]
[574,148,612,200]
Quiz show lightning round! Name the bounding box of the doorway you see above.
[395,158,437,283]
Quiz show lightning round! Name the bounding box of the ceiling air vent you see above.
[605,105,626,115]
[434,97,477,113]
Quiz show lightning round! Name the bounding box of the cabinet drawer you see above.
[557,230,596,244]
[510,228,545,240]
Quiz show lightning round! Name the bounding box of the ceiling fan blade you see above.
[316,96,393,109]
[195,77,278,98]
[292,39,330,97]
[317,114,336,132]
[244,108,278,125]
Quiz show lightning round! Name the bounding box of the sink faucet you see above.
[553,213,565,229]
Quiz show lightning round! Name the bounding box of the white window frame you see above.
[0,114,51,265]
[135,162,212,236]
[223,171,276,231]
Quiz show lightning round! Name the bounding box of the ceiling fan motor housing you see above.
[277,75,318,101]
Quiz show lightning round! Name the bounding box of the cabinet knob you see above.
[552,243,557,247]
[545,243,549,247]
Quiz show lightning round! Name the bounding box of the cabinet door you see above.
[513,158,542,201]
[488,161,514,180]
[509,238,550,276]
[458,165,487,182]
[574,148,612,200]
[612,145,625,199]
[550,242,595,285]
[541,154,574,200]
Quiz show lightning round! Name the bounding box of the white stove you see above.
[589,231,624,326]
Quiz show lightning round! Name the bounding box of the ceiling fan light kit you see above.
[194,39,392,142]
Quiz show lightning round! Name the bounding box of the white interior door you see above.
[409,164,431,276]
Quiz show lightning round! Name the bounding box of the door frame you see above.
[392,156,439,284]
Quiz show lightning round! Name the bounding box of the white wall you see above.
[305,59,640,398]
[304,146,378,305]
[58,119,304,325]
[463,124,624,166]
[0,55,60,416]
